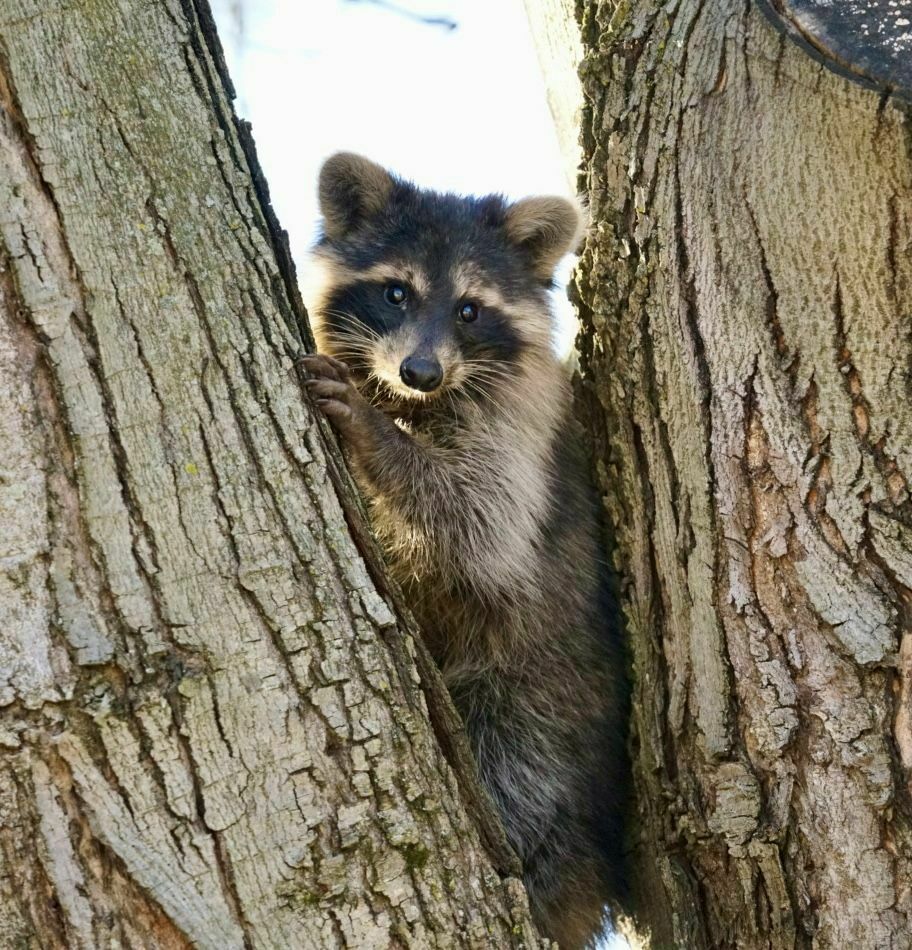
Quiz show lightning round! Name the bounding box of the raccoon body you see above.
[304,153,628,948]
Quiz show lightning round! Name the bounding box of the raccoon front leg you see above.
[302,352,428,470]
[303,354,512,596]
[300,354,397,446]
[304,355,449,498]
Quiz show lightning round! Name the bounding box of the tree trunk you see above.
[0,2,542,946]
[566,1,912,947]
[520,0,584,193]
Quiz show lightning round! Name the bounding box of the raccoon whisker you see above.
[317,308,383,342]
[318,341,369,360]
[463,357,511,371]
[463,373,509,394]
[326,355,374,372]
[467,366,512,381]
[316,306,370,323]
[463,357,509,368]
[448,380,472,401]
[456,377,498,403]
[444,388,463,424]
[463,362,514,384]
[364,371,396,408]
[321,341,376,361]
[319,332,379,357]
[363,377,386,407]
[322,328,380,349]
[450,378,480,400]
[462,369,514,392]
[336,321,379,344]
[455,385,492,407]
[320,331,380,353]
[320,332,374,349]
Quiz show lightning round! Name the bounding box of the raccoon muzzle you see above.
[399,355,443,392]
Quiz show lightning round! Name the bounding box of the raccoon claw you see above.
[315,398,353,424]
[303,354,384,445]
[307,380,356,425]
[298,353,351,382]
[304,377,351,401]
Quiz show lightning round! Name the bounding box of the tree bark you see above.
[521,0,584,193]
[0,2,542,946]
[565,1,912,947]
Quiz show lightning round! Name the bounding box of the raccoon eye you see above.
[458,302,479,323]
[384,284,407,306]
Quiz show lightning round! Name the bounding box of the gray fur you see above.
[305,154,629,948]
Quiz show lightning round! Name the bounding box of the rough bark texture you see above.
[569,1,912,947]
[0,1,543,946]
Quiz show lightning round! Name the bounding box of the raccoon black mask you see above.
[308,152,583,404]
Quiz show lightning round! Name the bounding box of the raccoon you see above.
[303,153,628,948]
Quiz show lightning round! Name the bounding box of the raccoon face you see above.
[307,153,583,404]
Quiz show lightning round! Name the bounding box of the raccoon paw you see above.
[298,352,351,382]
[301,354,384,445]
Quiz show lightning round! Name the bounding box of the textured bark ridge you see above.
[0,1,542,946]
[573,1,912,947]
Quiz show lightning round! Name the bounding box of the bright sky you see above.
[209,3,626,946]
[210,0,579,352]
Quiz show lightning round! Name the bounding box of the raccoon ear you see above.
[504,196,585,279]
[318,152,394,239]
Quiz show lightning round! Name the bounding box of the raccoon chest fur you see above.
[363,389,560,659]
[305,152,629,950]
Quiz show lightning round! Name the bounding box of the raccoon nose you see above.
[400,356,443,392]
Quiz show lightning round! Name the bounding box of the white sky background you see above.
[209,2,626,946]
[210,0,580,352]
